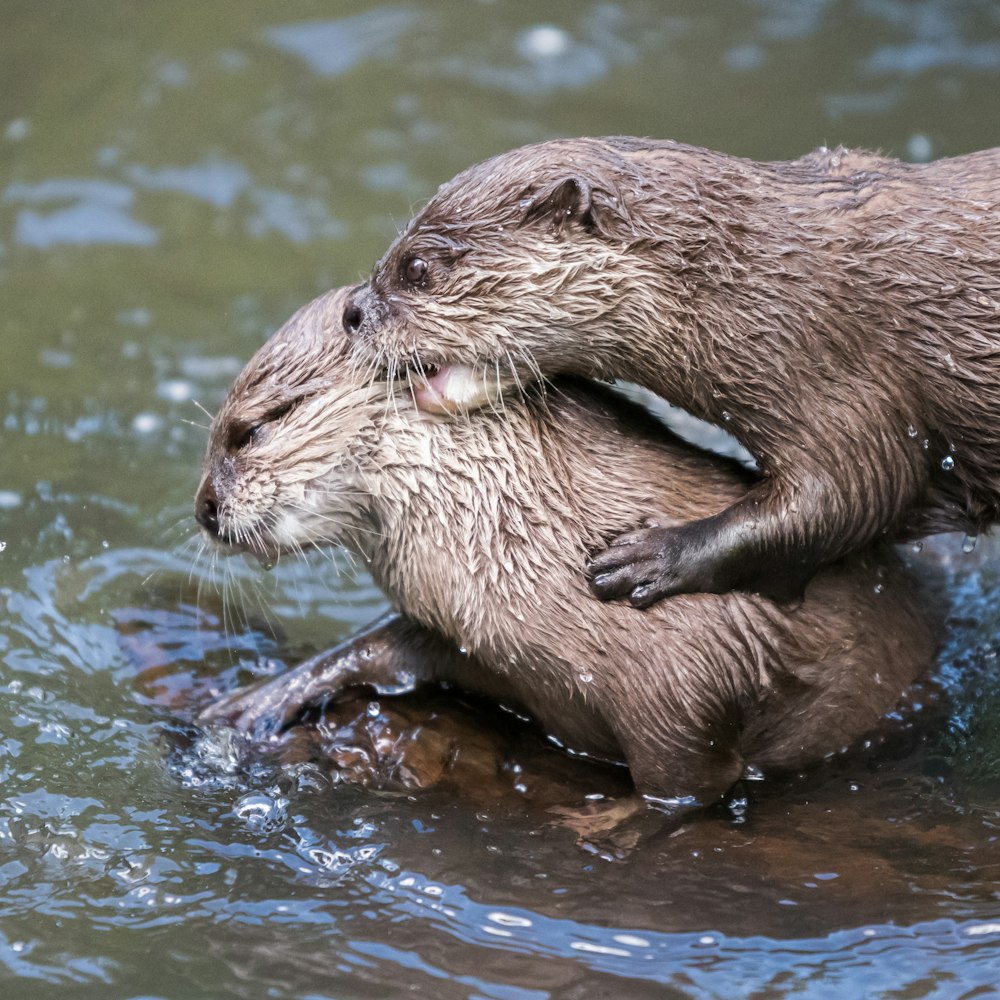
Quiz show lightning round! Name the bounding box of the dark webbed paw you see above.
[197,671,324,740]
[588,523,712,608]
[587,521,808,607]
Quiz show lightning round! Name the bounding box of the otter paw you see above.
[198,674,315,740]
[587,524,709,608]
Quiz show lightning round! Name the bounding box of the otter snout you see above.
[194,478,221,537]
[342,285,380,338]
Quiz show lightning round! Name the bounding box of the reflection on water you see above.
[2,1,1000,996]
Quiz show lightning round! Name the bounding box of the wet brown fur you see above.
[346,137,1000,599]
[196,289,934,806]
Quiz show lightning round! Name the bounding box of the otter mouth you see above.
[201,526,276,561]
[412,363,514,415]
[388,356,518,416]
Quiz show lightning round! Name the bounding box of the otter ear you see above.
[522,177,595,230]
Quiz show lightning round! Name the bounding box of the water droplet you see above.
[962,534,978,553]
[921,439,930,450]
[578,672,594,684]
[911,540,923,553]
[873,583,884,594]
[907,133,932,162]
[517,24,571,61]
[941,455,955,471]
[157,378,194,403]
[132,412,162,435]
[906,424,918,438]
[366,701,381,717]
[721,410,732,422]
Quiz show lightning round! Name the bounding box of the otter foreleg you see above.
[587,431,927,607]
[198,613,465,739]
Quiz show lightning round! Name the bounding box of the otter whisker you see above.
[284,501,385,542]
[503,347,527,398]
[176,417,211,431]
[513,343,551,420]
[191,398,215,423]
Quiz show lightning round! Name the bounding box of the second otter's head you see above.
[194,288,386,561]
[340,138,695,409]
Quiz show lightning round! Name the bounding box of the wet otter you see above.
[194,287,934,809]
[340,137,1000,606]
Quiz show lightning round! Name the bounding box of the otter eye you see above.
[403,257,428,285]
[227,401,295,451]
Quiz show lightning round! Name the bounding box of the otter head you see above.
[194,288,384,561]
[341,139,663,412]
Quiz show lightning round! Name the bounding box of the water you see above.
[3,2,1000,996]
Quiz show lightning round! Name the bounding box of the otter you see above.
[339,136,1000,607]
[194,287,934,810]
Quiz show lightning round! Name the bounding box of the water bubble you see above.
[234,793,289,834]
[962,534,978,554]
[941,455,955,471]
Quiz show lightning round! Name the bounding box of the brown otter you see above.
[339,137,1000,606]
[194,287,934,809]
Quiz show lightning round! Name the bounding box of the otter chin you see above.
[195,287,935,811]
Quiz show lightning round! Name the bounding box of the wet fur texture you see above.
[197,289,934,806]
[345,136,1000,602]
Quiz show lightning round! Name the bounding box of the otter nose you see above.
[195,479,220,536]
[342,296,364,336]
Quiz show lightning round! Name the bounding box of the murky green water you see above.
[3,2,1000,997]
